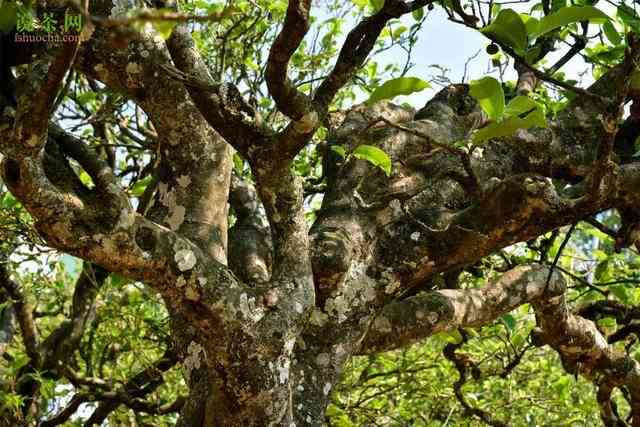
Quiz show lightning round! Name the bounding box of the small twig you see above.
[583,216,617,238]
[545,223,577,287]
[369,117,481,197]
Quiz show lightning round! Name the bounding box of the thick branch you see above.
[359,264,560,354]
[164,26,268,157]
[13,35,80,154]
[76,17,234,264]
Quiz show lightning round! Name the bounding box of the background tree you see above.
[1,0,640,425]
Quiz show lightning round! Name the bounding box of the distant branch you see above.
[0,263,39,366]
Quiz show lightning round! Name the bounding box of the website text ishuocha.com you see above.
[14,33,87,43]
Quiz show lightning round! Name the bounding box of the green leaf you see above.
[153,20,178,40]
[331,145,346,157]
[500,314,517,332]
[442,329,464,344]
[481,9,528,52]
[603,21,622,45]
[110,273,128,287]
[610,284,630,304]
[473,109,546,143]
[524,45,542,64]
[469,77,505,120]
[233,153,244,173]
[1,193,18,209]
[532,6,609,38]
[412,6,424,21]
[78,170,94,187]
[520,14,540,36]
[352,145,392,176]
[618,4,640,31]
[594,259,610,282]
[370,0,384,12]
[366,77,430,105]
[129,175,153,197]
[504,95,542,117]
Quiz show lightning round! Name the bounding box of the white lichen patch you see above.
[426,312,439,324]
[185,286,200,301]
[93,63,108,80]
[183,341,205,378]
[333,344,347,360]
[176,276,186,288]
[166,205,186,231]
[293,111,319,134]
[117,208,136,229]
[126,62,142,74]
[323,382,332,396]
[177,175,192,188]
[324,262,378,322]
[277,358,291,384]
[373,316,392,333]
[175,249,197,271]
[382,270,400,294]
[309,309,328,327]
[239,293,266,323]
[315,353,330,367]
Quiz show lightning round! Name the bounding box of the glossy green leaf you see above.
[618,4,640,31]
[366,77,430,105]
[412,6,424,21]
[473,108,546,143]
[129,176,153,197]
[481,9,528,52]
[531,6,609,38]
[520,14,540,36]
[331,145,347,157]
[500,314,517,332]
[469,77,505,120]
[504,95,542,117]
[603,21,622,45]
[352,145,392,176]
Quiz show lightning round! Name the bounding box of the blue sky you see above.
[347,4,608,107]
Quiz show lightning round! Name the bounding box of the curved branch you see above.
[164,27,269,157]
[265,0,313,121]
[314,0,434,109]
